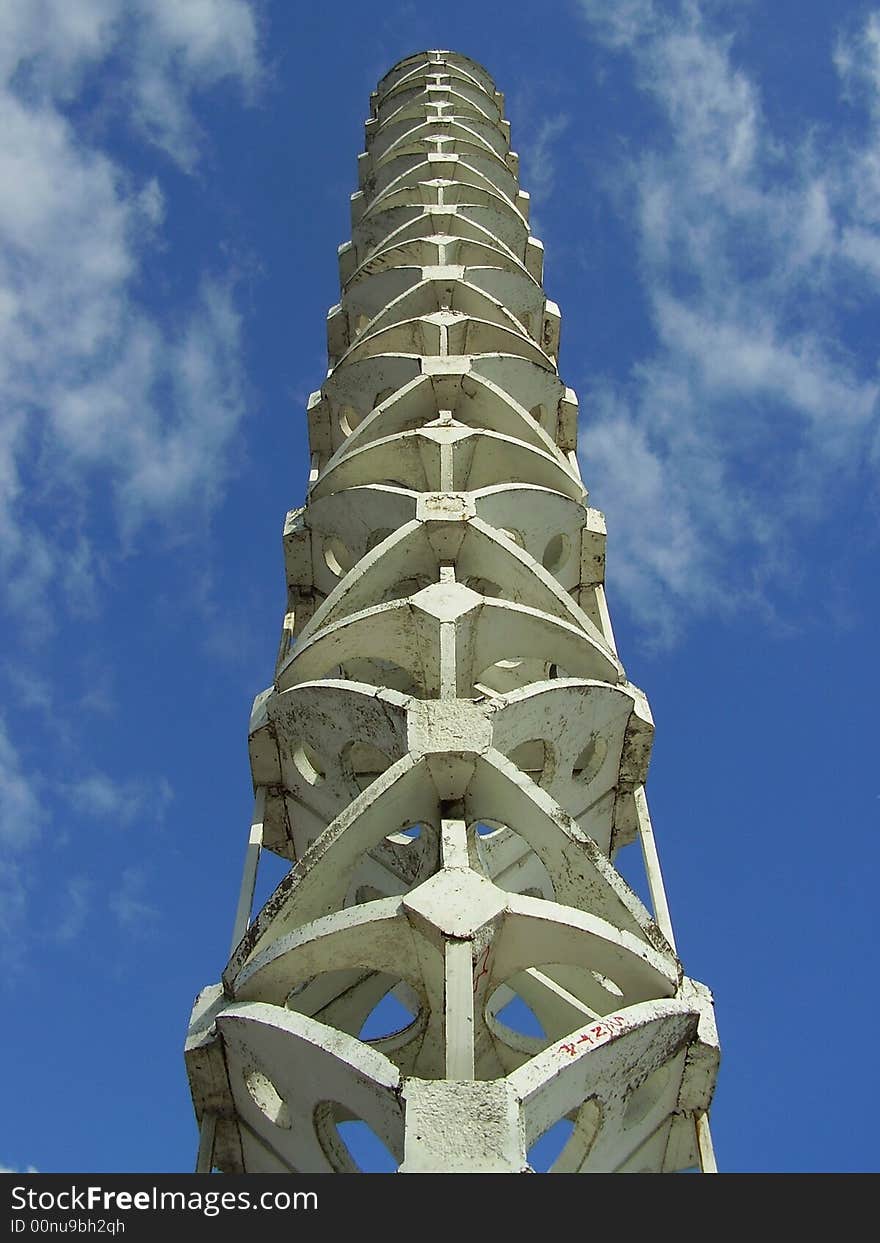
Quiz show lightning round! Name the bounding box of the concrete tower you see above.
[185,49,719,1174]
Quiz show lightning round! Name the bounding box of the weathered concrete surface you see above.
[186,49,719,1174]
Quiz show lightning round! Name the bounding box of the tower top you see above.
[378,49,497,97]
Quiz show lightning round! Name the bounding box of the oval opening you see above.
[484,980,549,1057]
[507,738,548,782]
[339,405,363,437]
[382,575,430,602]
[323,535,354,578]
[471,821,554,899]
[245,1067,290,1129]
[465,576,501,597]
[336,1121,398,1173]
[474,657,549,695]
[590,970,624,999]
[293,741,326,786]
[572,734,608,784]
[529,1100,602,1173]
[341,740,393,791]
[353,884,385,904]
[385,822,422,845]
[491,991,546,1039]
[315,1102,398,1173]
[542,533,569,573]
[528,1118,574,1172]
[341,656,420,695]
[358,982,420,1041]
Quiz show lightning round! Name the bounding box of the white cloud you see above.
[65,772,173,828]
[574,2,880,634]
[129,0,262,169]
[834,12,880,106]
[0,860,29,954]
[0,4,256,968]
[0,2,260,626]
[575,0,659,49]
[110,866,159,929]
[520,114,570,204]
[2,664,53,714]
[56,875,92,943]
[0,716,41,850]
[0,1,120,97]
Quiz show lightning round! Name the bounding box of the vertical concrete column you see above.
[185,50,720,1174]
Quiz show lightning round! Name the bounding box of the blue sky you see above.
[1,0,878,1175]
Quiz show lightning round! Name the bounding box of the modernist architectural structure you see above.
[185,49,719,1173]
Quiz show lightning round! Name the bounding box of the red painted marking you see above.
[556,1015,626,1057]
[473,944,491,994]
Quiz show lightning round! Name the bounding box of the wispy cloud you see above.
[575,0,660,49]
[0,861,29,953]
[0,1,260,627]
[574,1,880,639]
[55,875,92,943]
[129,0,262,170]
[0,710,173,953]
[520,113,570,204]
[110,865,160,930]
[65,772,173,828]
[0,716,41,851]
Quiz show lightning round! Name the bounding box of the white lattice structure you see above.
[185,49,720,1174]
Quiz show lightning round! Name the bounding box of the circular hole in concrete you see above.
[385,822,422,845]
[572,734,607,784]
[336,1120,398,1172]
[338,405,363,437]
[507,738,549,782]
[343,656,419,695]
[341,740,393,791]
[541,533,569,573]
[489,989,546,1039]
[244,1067,290,1129]
[323,535,354,577]
[484,979,549,1059]
[293,741,326,786]
[590,970,624,998]
[474,656,547,695]
[529,1100,602,1173]
[352,884,385,904]
[358,980,421,1041]
[465,576,501,597]
[470,821,554,899]
[314,1102,398,1173]
[528,1117,574,1171]
[382,575,430,602]
[537,962,626,1013]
